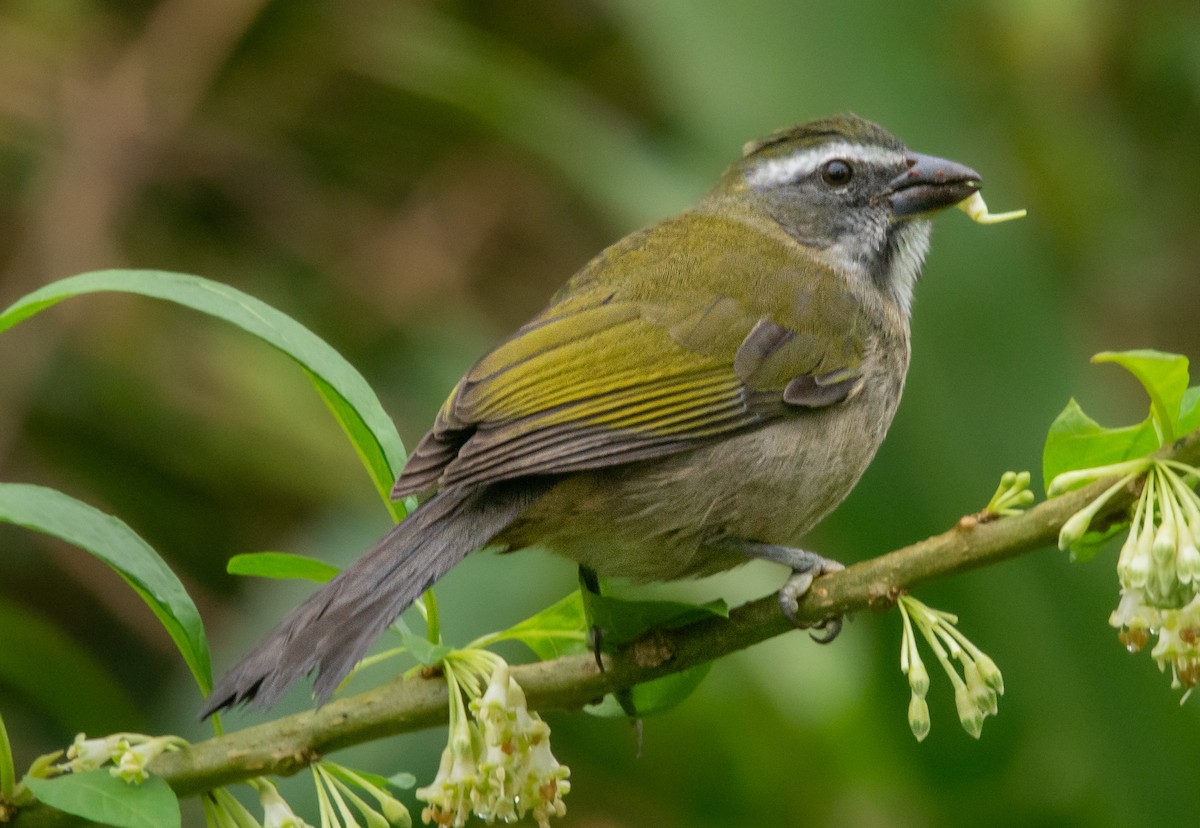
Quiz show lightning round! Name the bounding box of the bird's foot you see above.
[721,540,845,643]
[778,555,844,642]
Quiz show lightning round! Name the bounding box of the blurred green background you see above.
[3,1,1200,826]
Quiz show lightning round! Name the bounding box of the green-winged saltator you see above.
[202,114,985,714]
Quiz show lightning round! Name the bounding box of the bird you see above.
[201,113,984,716]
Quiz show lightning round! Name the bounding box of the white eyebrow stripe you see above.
[745,142,908,188]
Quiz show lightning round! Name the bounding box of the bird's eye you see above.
[820,159,853,187]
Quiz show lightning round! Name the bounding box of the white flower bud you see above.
[908,694,930,742]
[906,657,930,698]
[973,652,1005,695]
[954,684,984,739]
[1177,540,1200,585]
[1153,518,1177,566]
[1058,508,1095,551]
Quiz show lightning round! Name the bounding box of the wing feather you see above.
[393,214,871,498]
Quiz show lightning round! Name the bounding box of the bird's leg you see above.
[720,540,845,642]
[578,565,606,670]
[578,565,641,721]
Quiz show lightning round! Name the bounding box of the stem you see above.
[1048,458,1150,495]
[467,630,588,650]
[1162,459,1200,486]
[898,601,916,673]
[313,765,338,827]
[318,765,361,827]
[325,771,376,823]
[351,647,409,673]
[209,711,224,739]
[1163,464,1200,523]
[423,591,440,645]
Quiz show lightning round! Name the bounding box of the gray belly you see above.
[498,368,904,582]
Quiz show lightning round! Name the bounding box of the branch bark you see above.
[13,427,1200,824]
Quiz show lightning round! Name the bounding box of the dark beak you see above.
[888,152,982,218]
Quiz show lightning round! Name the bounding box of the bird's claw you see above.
[778,555,845,643]
[807,614,842,644]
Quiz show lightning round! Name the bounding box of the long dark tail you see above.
[201,481,542,717]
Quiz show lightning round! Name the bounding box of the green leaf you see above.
[585,662,713,718]
[1042,399,1159,491]
[1064,523,1126,564]
[0,598,141,734]
[0,483,211,694]
[226,552,340,583]
[0,270,407,519]
[492,592,590,660]
[24,770,180,828]
[1180,386,1200,435]
[572,591,725,716]
[1093,350,1190,443]
[583,591,728,650]
[397,630,453,667]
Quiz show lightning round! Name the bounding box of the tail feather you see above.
[201,482,541,717]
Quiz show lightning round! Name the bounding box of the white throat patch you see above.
[884,220,932,318]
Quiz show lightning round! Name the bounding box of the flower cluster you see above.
[898,595,1004,740]
[1056,458,1200,697]
[60,732,186,784]
[417,652,570,828]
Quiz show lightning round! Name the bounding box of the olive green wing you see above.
[392,277,866,498]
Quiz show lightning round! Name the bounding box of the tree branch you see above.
[14,427,1200,823]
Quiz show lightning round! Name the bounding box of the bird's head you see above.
[717,114,981,316]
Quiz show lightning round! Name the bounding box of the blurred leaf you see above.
[1093,350,1190,443]
[226,552,339,583]
[0,599,141,734]
[585,663,712,718]
[1,711,14,800]
[359,5,701,227]
[491,591,590,660]
[24,770,180,828]
[1042,399,1159,490]
[0,484,211,694]
[0,270,407,520]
